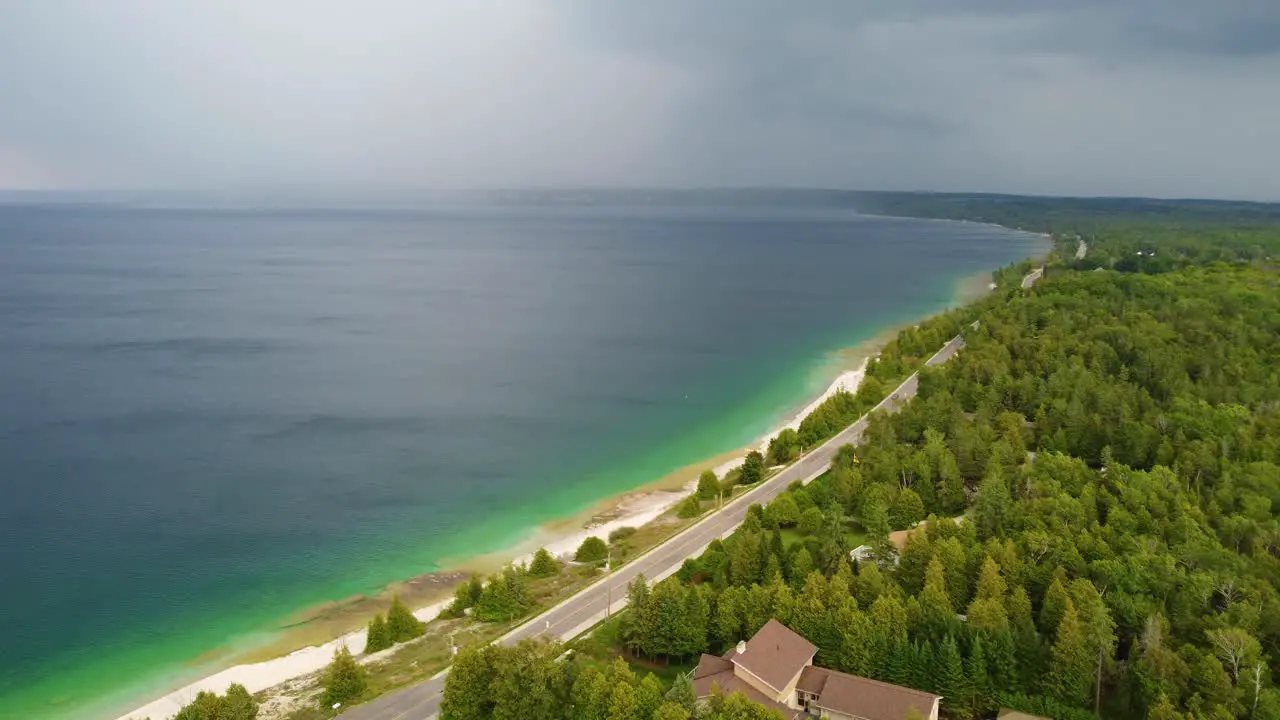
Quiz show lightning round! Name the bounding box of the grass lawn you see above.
[778,523,867,550]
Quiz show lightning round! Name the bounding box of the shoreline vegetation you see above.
[432,195,1280,720]
[116,227,1044,720]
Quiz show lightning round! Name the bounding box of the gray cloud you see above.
[1,1,1278,199]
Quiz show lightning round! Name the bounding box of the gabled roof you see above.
[799,666,941,720]
[692,654,804,720]
[727,619,817,693]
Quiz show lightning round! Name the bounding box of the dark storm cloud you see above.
[0,1,1278,198]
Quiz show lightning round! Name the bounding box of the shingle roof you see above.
[728,619,817,693]
[802,666,941,720]
[692,654,804,720]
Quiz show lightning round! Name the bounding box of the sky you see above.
[1,1,1278,200]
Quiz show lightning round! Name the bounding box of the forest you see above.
[439,203,1280,720]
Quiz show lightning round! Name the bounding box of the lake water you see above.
[0,200,1043,717]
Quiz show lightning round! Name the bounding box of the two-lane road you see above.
[341,333,969,720]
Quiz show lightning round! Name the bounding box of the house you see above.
[692,619,942,720]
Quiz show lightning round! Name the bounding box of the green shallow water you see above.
[0,203,1044,718]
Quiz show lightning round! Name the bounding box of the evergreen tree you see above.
[740,451,765,485]
[320,646,367,710]
[854,560,887,609]
[915,556,955,637]
[173,684,258,720]
[798,506,825,534]
[363,613,391,654]
[890,487,926,529]
[697,469,721,500]
[528,547,560,577]
[222,684,257,720]
[637,674,664,719]
[1040,577,1070,637]
[967,634,995,717]
[608,681,640,720]
[653,703,692,720]
[665,671,699,712]
[385,595,425,642]
[1049,600,1094,707]
[711,585,742,650]
[730,533,762,586]
[788,548,814,590]
[936,634,970,720]
[676,585,709,658]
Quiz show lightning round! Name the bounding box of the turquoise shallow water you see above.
[0,201,1044,718]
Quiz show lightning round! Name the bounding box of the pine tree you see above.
[173,683,258,720]
[320,646,367,710]
[608,681,640,720]
[711,585,742,650]
[967,634,995,717]
[528,547,559,577]
[910,639,935,692]
[788,548,814,589]
[1040,576,1070,637]
[730,532,762,586]
[676,585,709,658]
[665,671,699,712]
[653,703,692,720]
[385,595,425,642]
[854,560,886,609]
[1049,600,1094,707]
[740,451,765,485]
[363,613,391,654]
[697,469,721,500]
[636,674,664,719]
[222,684,257,720]
[916,556,955,637]
[936,634,970,720]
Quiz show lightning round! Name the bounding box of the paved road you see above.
[1021,267,1044,288]
[340,333,969,720]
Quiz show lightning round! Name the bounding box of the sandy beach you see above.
[113,350,876,720]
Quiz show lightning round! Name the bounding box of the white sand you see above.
[117,360,869,720]
[713,359,867,476]
[116,597,452,720]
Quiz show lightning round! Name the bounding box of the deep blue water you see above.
[0,202,1043,717]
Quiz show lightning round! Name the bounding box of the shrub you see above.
[677,494,703,519]
[798,506,825,535]
[575,536,609,563]
[609,526,638,543]
[320,646,367,710]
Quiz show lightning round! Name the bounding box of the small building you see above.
[692,619,941,720]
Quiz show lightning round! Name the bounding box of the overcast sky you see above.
[1,1,1278,199]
